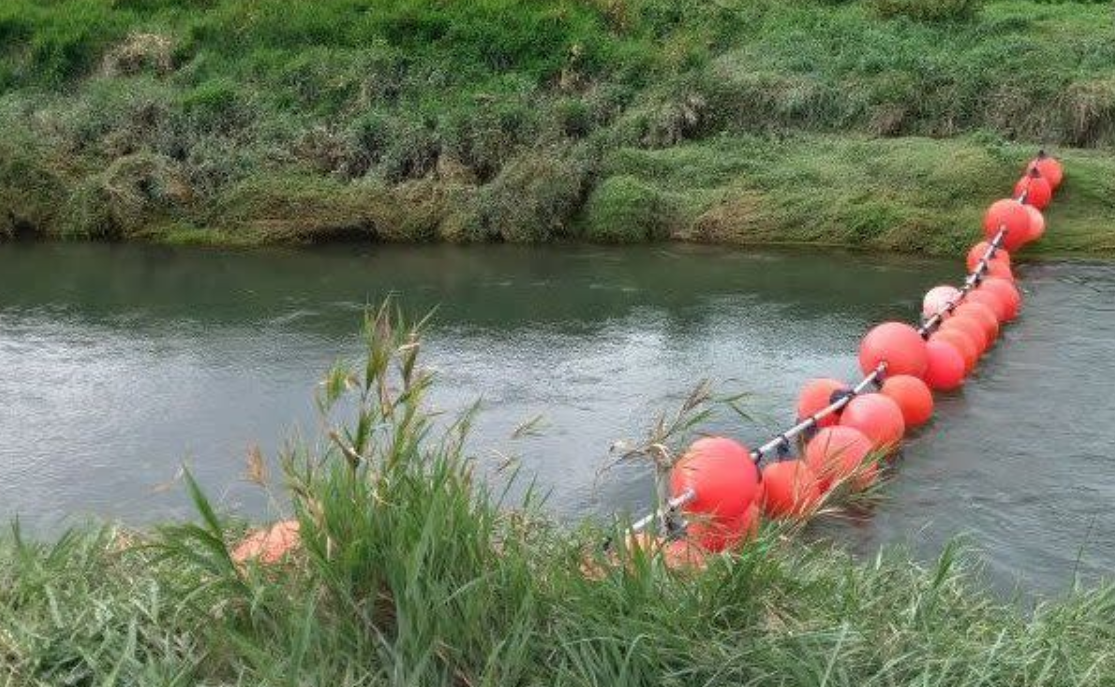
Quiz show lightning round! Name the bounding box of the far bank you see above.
[2,0,1113,255]
[4,133,1114,258]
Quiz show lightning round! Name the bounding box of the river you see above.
[1,242,1112,595]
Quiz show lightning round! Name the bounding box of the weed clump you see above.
[870,0,983,22]
[477,149,590,242]
[582,174,673,242]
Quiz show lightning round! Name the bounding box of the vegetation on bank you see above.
[1,0,1114,251]
[3,308,1115,686]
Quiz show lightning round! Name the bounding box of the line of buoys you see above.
[620,150,1063,565]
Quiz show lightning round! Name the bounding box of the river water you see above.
[1,242,1112,595]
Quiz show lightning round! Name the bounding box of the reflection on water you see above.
[1,242,1113,595]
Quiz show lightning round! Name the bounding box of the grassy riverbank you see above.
[1,0,1114,253]
[4,309,1115,686]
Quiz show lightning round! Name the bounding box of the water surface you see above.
[1,242,1112,594]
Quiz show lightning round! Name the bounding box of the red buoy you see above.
[966,242,1011,272]
[804,426,878,492]
[983,199,1031,252]
[880,375,934,428]
[839,393,905,452]
[661,537,709,570]
[761,460,821,518]
[980,277,1021,321]
[1026,151,1063,190]
[735,503,762,542]
[940,314,989,354]
[953,301,999,343]
[1024,204,1045,243]
[858,322,929,377]
[986,259,1014,281]
[923,339,966,391]
[966,288,1009,323]
[670,437,761,552]
[687,504,763,552]
[930,328,979,374]
[1013,169,1052,210]
[796,378,850,428]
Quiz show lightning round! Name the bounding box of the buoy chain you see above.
[613,151,1058,553]
[749,363,886,464]
[917,227,1007,338]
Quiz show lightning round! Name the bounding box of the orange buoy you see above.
[980,277,1021,321]
[930,327,979,374]
[686,503,763,552]
[796,378,850,428]
[1023,204,1045,243]
[986,259,1014,281]
[839,393,905,452]
[880,375,934,428]
[736,502,763,542]
[1026,151,1063,190]
[603,533,708,573]
[983,199,1031,252]
[966,288,1009,322]
[953,301,999,343]
[923,339,966,391]
[231,520,301,565]
[805,425,878,491]
[1014,169,1052,210]
[966,242,1011,272]
[670,437,761,552]
[762,460,821,518]
[922,285,961,320]
[661,537,709,570]
[858,322,929,377]
[940,314,989,354]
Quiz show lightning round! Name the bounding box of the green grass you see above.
[3,307,1115,686]
[598,134,1115,256]
[1,0,1114,251]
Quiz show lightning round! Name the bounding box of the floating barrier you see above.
[880,375,934,428]
[839,393,905,451]
[1027,150,1063,189]
[923,339,966,391]
[761,460,821,518]
[1014,169,1052,210]
[859,322,928,378]
[984,200,1031,252]
[805,426,877,491]
[668,437,761,552]
[796,378,849,429]
[930,328,978,374]
[620,151,1062,560]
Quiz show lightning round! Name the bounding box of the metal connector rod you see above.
[749,362,887,462]
[628,487,696,536]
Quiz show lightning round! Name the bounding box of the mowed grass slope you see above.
[0,0,1113,250]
